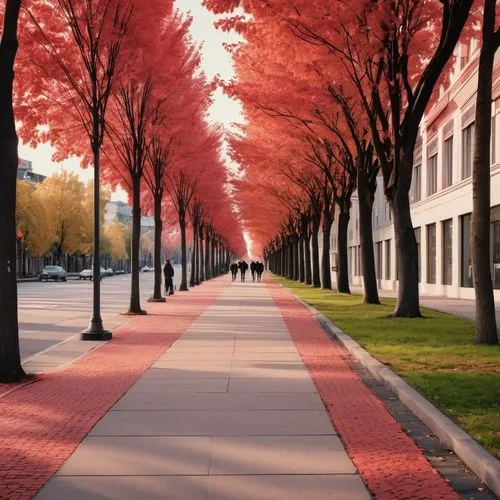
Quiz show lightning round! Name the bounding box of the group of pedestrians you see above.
[230,260,264,282]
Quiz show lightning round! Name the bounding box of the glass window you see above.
[357,245,361,276]
[443,136,453,188]
[410,164,421,203]
[427,224,436,284]
[491,115,496,165]
[442,219,453,285]
[461,214,472,287]
[414,227,421,283]
[385,240,391,280]
[462,122,475,179]
[492,218,500,290]
[376,241,382,279]
[427,154,438,196]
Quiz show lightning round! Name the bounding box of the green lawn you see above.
[275,277,500,458]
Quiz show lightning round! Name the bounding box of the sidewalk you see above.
[350,285,500,326]
[1,277,472,499]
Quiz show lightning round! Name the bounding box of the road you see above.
[18,266,187,372]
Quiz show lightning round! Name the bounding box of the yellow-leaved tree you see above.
[16,180,53,256]
[80,181,111,255]
[105,221,128,265]
[37,171,85,263]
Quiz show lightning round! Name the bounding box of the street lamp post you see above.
[81,149,111,341]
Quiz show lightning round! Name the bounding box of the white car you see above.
[141,266,150,272]
[79,267,106,280]
[106,268,114,276]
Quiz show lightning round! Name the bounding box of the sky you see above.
[18,0,244,203]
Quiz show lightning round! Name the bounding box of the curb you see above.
[295,296,500,499]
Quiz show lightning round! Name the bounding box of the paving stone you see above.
[205,475,371,500]
[89,409,335,436]
[35,476,207,500]
[57,436,212,475]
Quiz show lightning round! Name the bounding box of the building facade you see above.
[329,43,500,300]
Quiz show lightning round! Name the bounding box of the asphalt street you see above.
[18,266,186,363]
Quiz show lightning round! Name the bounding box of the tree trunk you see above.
[0,0,24,382]
[293,236,299,281]
[311,212,321,287]
[205,229,211,280]
[190,222,196,288]
[287,239,293,278]
[199,227,205,282]
[179,212,188,291]
[195,227,200,284]
[337,208,351,294]
[129,175,144,313]
[304,232,312,285]
[299,233,305,283]
[358,164,380,304]
[151,193,164,300]
[390,190,421,317]
[321,217,333,289]
[472,0,498,344]
[211,238,216,276]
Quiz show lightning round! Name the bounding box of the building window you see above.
[492,116,496,165]
[357,245,361,276]
[427,224,436,284]
[414,227,421,283]
[411,136,422,204]
[385,240,391,280]
[376,241,382,279]
[410,163,421,203]
[442,219,453,285]
[462,122,475,179]
[461,214,472,287]
[427,154,438,196]
[492,208,500,290]
[442,136,453,188]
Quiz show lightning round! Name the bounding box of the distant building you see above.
[105,200,132,224]
[105,200,155,233]
[17,158,46,184]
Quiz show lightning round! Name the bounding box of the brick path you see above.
[267,280,460,500]
[0,279,226,500]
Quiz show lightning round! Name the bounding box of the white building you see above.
[329,42,500,300]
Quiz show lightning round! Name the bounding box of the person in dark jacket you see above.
[257,261,264,281]
[163,259,174,296]
[250,261,257,282]
[239,260,249,282]
[230,262,238,281]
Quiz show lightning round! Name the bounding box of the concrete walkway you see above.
[36,282,370,500]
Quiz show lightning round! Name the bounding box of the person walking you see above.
[250,261,257,282]
[230,262,238,281]
[163,259,175,296]
[239,260,248,282]
[257,261,264,281]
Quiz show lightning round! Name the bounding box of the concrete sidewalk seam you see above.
[294,296,500,499]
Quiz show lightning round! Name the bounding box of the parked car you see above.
[39,265,67,282]
[106,268,114,276]
[79,267,106,280]
[141,266,150,272]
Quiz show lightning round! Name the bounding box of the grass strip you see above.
[275,276,500,459]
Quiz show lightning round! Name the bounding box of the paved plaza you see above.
[0,276,490,499]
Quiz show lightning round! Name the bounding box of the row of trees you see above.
[204,0,499,343]
[16,173,130,272]
[0,1,246,381]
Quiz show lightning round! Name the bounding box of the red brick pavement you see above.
[0,278,228,500]
[267,280,460,500]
